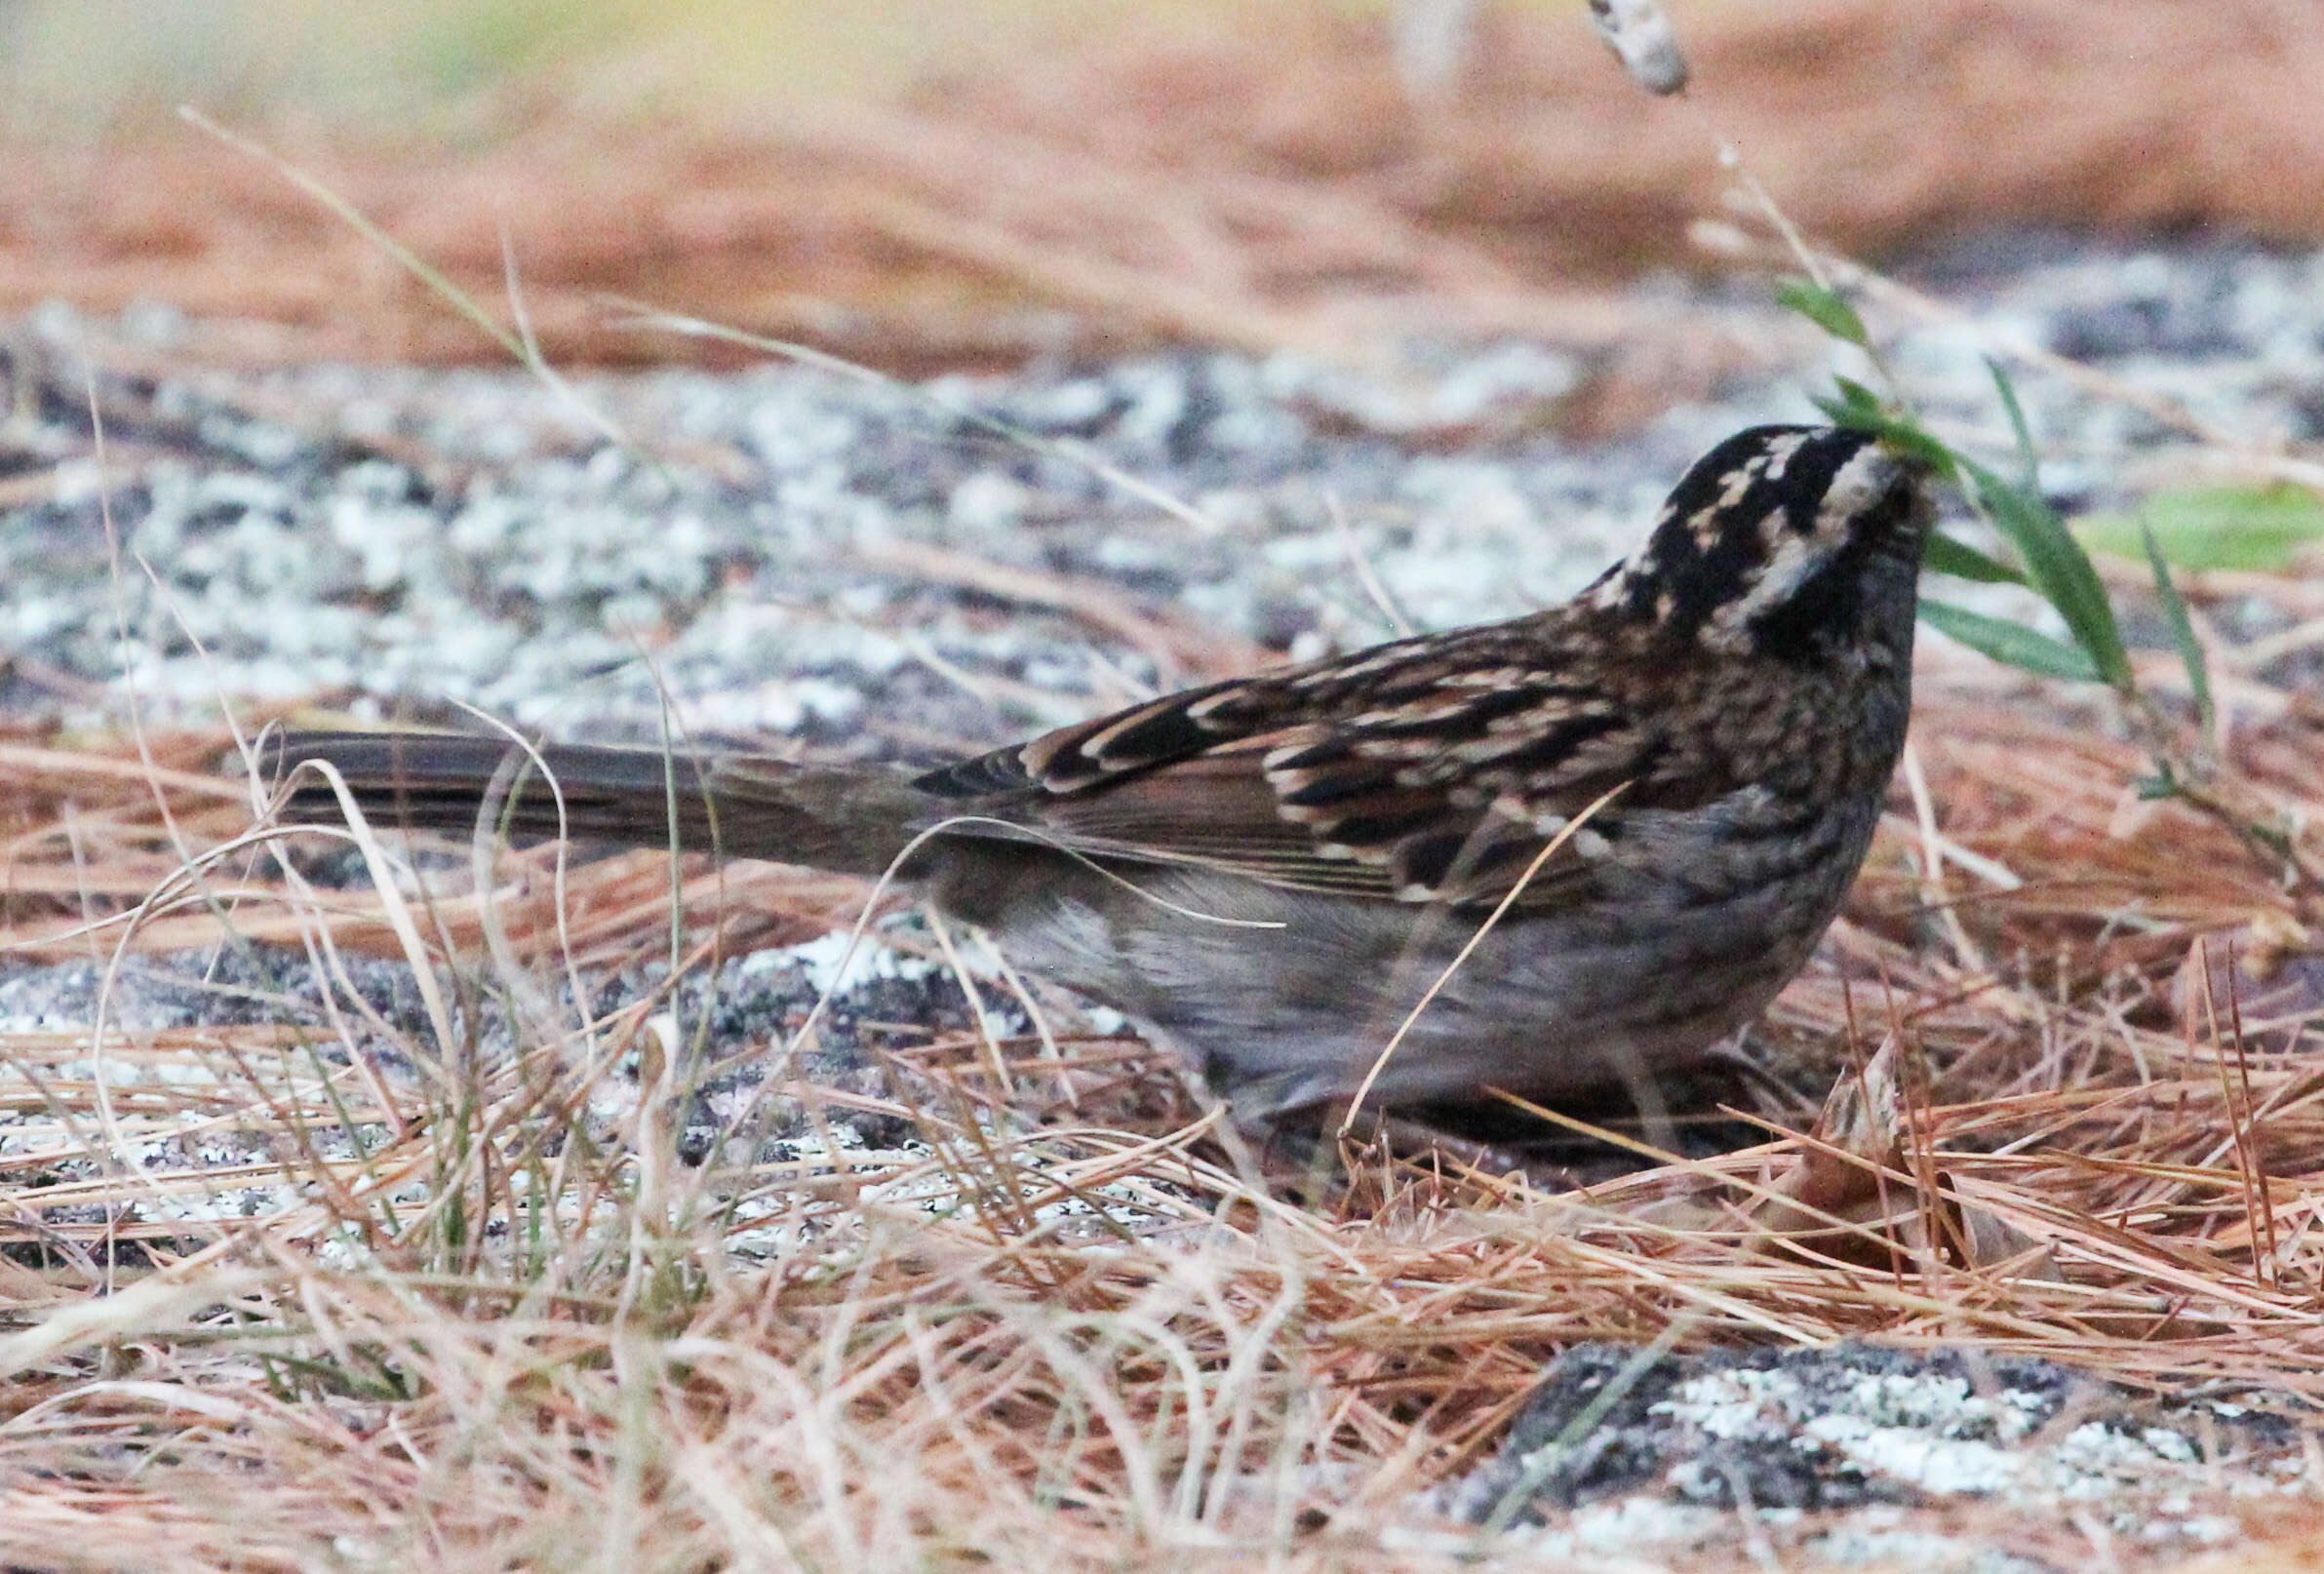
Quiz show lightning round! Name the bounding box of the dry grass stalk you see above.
[0,654,2316,1562]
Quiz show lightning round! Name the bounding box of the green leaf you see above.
[1986,358,2040,494]
[1921,531,2026,585]
[2076,484,2324,573]
[1776,277,1870,347]
[1918,599,2103,682]
[1809,391,1958,477]
[1830,374,1882,411]
[1958,457,2131,689]
[1811,379,1884,428]
[2141,518,2214,733]
[1952,382,2128,683]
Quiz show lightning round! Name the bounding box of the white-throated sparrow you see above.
[270,424,1934,1124]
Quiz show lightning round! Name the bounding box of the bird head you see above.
[1594,424,1937,665]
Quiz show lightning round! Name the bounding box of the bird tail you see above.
[261,731,940,879]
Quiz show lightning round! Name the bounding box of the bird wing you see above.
[913,621,1704,908]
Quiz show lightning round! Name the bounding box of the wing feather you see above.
[910,618,1707,907]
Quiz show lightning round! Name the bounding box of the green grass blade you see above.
[2077,484,2324,572]
[1919,599,2102,682]
[1922,531,2026,585]
[1777,278,1870,347]
[1810,392,1958,476]
[1958,457,2130,689]
[1987,358,2041,493]
[2141,518,2214,733]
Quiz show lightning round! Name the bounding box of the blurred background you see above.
[2,0,1110,129]
[10,0,2323,389]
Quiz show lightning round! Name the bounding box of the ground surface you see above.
[3,227,2322,1568]
[4,4,2324,1566]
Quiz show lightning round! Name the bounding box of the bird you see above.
[267,423,1935,1129]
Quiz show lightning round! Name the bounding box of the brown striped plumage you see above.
[267,424,1934,1124]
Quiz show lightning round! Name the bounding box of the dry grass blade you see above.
[0,667,2319,1563]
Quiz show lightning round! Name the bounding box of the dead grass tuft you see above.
[0,643,2319,1565]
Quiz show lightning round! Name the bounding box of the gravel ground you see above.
[5,230,2318,1116]
[1448,1344,2307,1570]
[6,234,2320,750]
[4,232,2322,1559]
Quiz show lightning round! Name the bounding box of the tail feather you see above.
[263,731,938,878]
